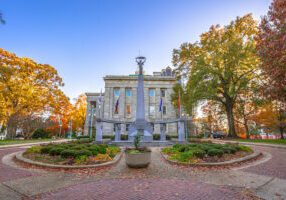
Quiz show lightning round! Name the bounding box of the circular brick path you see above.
[39,178,252,200]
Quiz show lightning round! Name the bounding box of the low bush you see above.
[207,149,224,157]
[26,146,42,153]
[40,146,53,154]
[180,151,194,162]
[60,149,78,158]
[77,136,90,139]
[49,147,65,156]
[162,143,251,163]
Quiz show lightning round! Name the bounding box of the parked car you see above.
[212,131,227,139]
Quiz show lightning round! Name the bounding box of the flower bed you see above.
[23,141,121,166]
[162,143,253,164]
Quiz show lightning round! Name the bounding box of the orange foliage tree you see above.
[0,48,70,138]
[250,103,286,139]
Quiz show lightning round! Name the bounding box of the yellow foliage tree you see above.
[0,48,70,138]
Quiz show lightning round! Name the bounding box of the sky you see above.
[1,0,271,101]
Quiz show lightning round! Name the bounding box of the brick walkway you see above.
[39,178,253,200]
[243,146,286,180]
[1,145,286,199]
[0,148,40,183]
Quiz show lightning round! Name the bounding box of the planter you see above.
[125,149,151,168]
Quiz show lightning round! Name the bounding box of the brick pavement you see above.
[0,148,40,183]
[243,146,286,180]
[38,178,254,200]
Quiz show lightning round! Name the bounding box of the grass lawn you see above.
[0,139,60,146]
[233,139,286,145]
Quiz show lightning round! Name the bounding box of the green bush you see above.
[180,151,194,162]
[207,149,223,157]
[77,149,92,157]
[77,136,90,139]
[49,147,65,156]
[40,146,53,154]
[239,145,252,152]
[26,146,41,153]
[191,148,206,159]
[60,149,78,158]
[120,134,128,140]
[153,134,161,140]
[32,129,51,139]
[75,155,87,165]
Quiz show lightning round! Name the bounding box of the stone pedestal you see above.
[115,123,121,142]
[95,122,103,142]
[178,121,185,141]
[160,123,166,141]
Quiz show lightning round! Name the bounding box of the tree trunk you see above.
[6,114,18,139]
[244,118,250,139]
[280,127,284,139]
[225,100,236,138]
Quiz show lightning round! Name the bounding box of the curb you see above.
[15,150,122,169]
[0,139,74,149]
[161,151,261,166]
[205,139,286,149]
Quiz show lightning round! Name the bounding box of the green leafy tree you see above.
[173,14,260,137]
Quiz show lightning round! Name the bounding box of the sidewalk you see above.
[0,139,73,149]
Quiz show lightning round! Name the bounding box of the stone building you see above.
[84,67,178,136]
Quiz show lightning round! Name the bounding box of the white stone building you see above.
[84,67,178,136]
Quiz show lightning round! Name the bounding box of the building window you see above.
[126,124,130,132]
[126,89,131,97]
[126,105,131,115]
[161,89,166,97]
[163,106,167,115]
[149,89,155,97]
[114,88,119,97]
[90,101,96,108]
[149,105,155,116]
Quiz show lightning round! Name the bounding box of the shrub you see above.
[93,154,112,162]
[32,129,51,139]
[153,134,161,140]
[173,144,184,149]
[60,149,78,158]
[26,146,41,153]
[77,136,90,139]
[191,148,206,159]
[49,147,65,156]
[75,155,88,165]
[40,146,53,154]
[207,149,223,157]
[77,149,92,157]
[239,145,252,152]
[106,146,120,158]
[180,151,194,162]
[120,134,128,140]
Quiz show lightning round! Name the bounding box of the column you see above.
[178,121,185,141]
[95,122,103,142]
[83,101,91,136]
[115,123,121,142]
[160,123,166,141]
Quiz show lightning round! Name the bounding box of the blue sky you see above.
[0,0,271,101]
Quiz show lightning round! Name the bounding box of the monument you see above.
[128,56,154,142]
[92,55,186,144]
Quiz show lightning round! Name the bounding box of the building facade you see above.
[84,67,178,136]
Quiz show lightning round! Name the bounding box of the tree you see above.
[0,12,5,25]
[173,14,260,137]
[71,94,87,131]
[256,0,286,104]
[251,103,286,139]
[233,91,263,138]
[0,48,69,138]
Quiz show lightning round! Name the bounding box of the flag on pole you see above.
[115,98,119,113]
[159,98,163,112]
